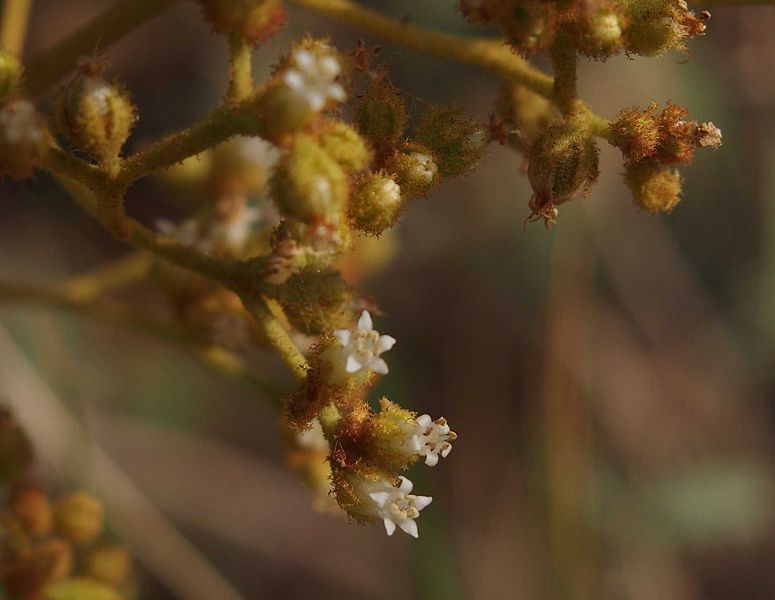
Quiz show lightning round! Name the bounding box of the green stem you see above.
[23,0,181,95]
[550,28,578,115]
[226,33,253,103]
[0,0,33,55]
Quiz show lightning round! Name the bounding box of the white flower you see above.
[411,415,457,467]
[283,48,346,112]
[407,152,438,184]
[367,476,432,538]
[333,310,396,375]
[697,121,722,148]
[0,100,45,145]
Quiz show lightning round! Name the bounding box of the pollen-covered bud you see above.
[527,120,599,208]
[0,51,22,102]
[415,105,485,176]
[623,0,705,56]
[56,72,136,166]
[354,71,407,151]
[43,577,122,600]
[384,145,439,199]
[11,486,53,537]
[366,399,418,468]
[0,100,50,179]
[86,545,132,588]
[576,8,626,59]
[199,0,286,45]
[271,135,349,223]
[624,159,682,213]
[316,121,372,172]
[349,172,403,235]
[610,102,662,162]
[54,492,104,544]
[271,267,352,335]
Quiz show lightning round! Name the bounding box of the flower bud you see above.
[86,544,132,587]
[415,105,485,176]
[0,100,50,179]
[0,51,22,102]
[624,159,682,213]
[610,102,662,161]
[316,121,372,172]
[35,538,74,582]
[43,577,122,600]
[272,267,352,334]
[54,492,104,544]
[354,72,407,150]
[623,0,703,56]
[384,145,439,199]
[349,172,403,235]
[56,73,136,166]
[11,486,53,537]
[199,0,287,45]
[258,84,315,143]
[271,135,349,223]
[527,121,599,207]
[577,9,626,59]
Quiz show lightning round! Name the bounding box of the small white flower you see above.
[407,152,438,184]
[697,121,722,148]
[283,48,346,112]
[367,476,432,538]
[0,100,45,145]
[333,310,396,375]
[411,415,457,467]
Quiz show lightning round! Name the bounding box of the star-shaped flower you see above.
[368,476,432,538]
[333,310,396,375]
[412,415,457,467]
[283,48,346,112]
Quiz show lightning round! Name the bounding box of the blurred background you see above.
[1,0,774,598]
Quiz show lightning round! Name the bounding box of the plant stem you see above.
[62,252,153,302]
[0,0,33,55]
[550,28,578,115]
[226,33,253,103]
[23,0,181,95]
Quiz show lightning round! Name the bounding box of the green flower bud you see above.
[54,492,104,544]
[199,0,287,45]
[415,105,485,176]
[0,100,50,180]
[43,577,122,600]
[56,74,136,166]
[0,51,22,102]
[354,72,407,150]
[86,545,131,587]
[317,121,372,172]
[577,10,626,59]
[527,121,599,207]
[258,84,314,143]
[624,159,682,213]
[273,267,352,335]
[271,135,349,223]
[349,172,403,235]
[384,145,439,199]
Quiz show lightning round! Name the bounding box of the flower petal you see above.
[415,414,432,428]
[424,453,439,467]
[369,491,391,508]
[346,355,362,373]
[357,310,373,331]
[370,357,389,375]
[282,70,304,90]
[397,518,419,538]
[378,335,397,352]
[383,518,397,536]
[333,329,351,347]
[414,495,433,510]
[398,476,413,494]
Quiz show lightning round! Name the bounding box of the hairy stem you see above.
[226,33,254,103]
[0,0,33,55]
[550,28,578,115]
[62,252,153,302]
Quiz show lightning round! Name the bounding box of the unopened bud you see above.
[199,0,287,45]
[384,146,439,199]
[11,486,53,537]
[54,492,104,544]
[86,544,132,587]
[625,159,682,212]
[354,71,407,150]
[415,105,485,176]
[317,121,372,172]
[349,172,403,235]
[577,10,625,58]
[272,267,352,334]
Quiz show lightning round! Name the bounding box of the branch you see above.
[0,0,33,55]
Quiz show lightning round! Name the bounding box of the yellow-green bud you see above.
[258,84,314,143]
[384,145,439,199]
[415,105,485,176]
[56,74,136,166]
[54,492,104,544]
[273,267,352,334]
[0,51,22,102]
[577,10,625,59]
[354,72,407,150]
[43,577,122,600]
[624,159,682,212]
[199,0,287,45]
[0,100,50,180]
[366,398,418,469]
[271,135,349,223]
[11,486,53,537]
[86,545,131,587]
[349,172,403,235]
[527,121,599,206]
[317,121,372,172]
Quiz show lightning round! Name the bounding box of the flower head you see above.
[333,310,396,375]
[283,48,346,112]
[367,476,432,538]
[412,415,457,466]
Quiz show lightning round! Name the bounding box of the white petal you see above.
[383,518,397,536]
[440,444,453,458]
[424,453,439,467]
[346,355,362,373]
[327,83,346,102]
[378,335,397,352]
[415,414,432,428]
[369,491,391,507]
[398,476,413,494]
[414,495,433,510]
[370,358,389,375]
[357,310,373,331]
[397,518,419,538]
[333,329,351,347]
[306,92,325,112]
[282,70,304,90]
[318,55,341,77]
[294,50,315,71]
[410,434,424,452]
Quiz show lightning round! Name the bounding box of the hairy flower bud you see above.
[349,172,403,235]
[271,135,349,223]
[0,51,22,102]
[625,159,682,212]
[384,146,439,199]
[54,492,104,544]
[317,121,372,172]
[354,71,407,151]
[199,0,287,45]
[415,105,485,176]
[56,73,136,166]
[577,9,626,59]
[11,486,53,537]
[272,267,352,334]
[623,0,705,56]
[610,102,662,161]
[0,100,50,179]
[86,545,132,587]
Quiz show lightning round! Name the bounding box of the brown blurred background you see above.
[1,0,774,598]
